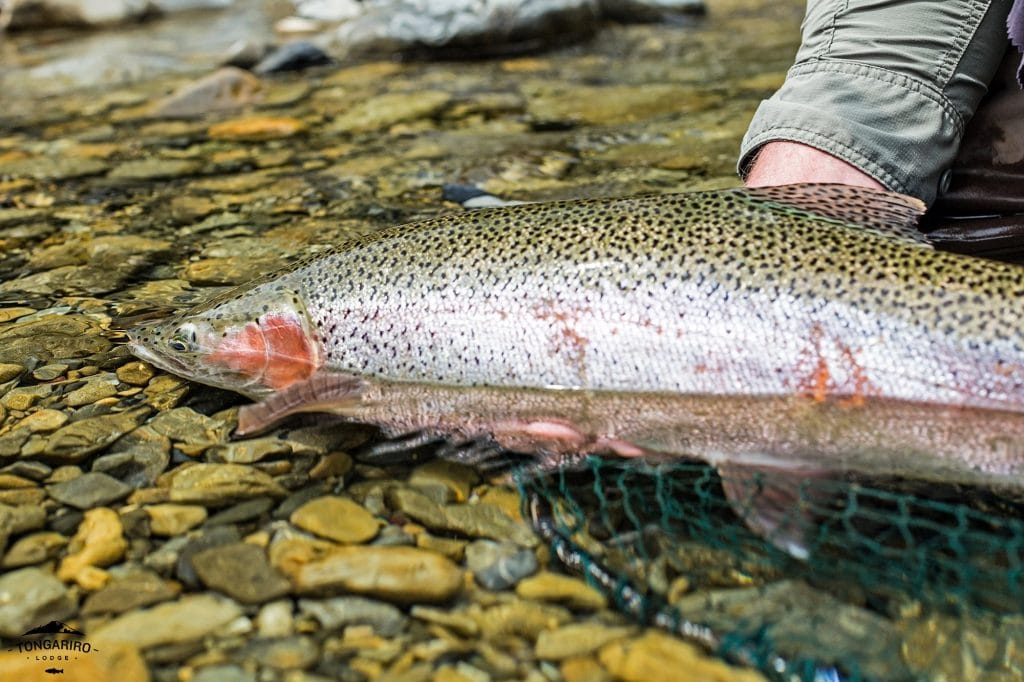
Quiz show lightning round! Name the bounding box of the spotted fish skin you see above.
[130,184,1024,414]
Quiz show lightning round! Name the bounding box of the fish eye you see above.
[168,324,198,353]
[168,338,189,352]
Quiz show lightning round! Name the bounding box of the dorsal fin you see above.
[740,183,930,247]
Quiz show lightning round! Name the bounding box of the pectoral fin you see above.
[718,463,837,560]
[236,371,368,436]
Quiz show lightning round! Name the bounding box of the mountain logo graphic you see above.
[21,622,83,637]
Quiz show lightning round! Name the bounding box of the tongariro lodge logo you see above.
[8,620,99,674]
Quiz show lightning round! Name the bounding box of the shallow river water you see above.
[1,1,1021,680]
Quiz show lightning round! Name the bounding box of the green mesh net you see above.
[513,457,1024,681]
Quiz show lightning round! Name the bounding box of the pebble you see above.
[58,507,128,585]
[91,445,170,488]
[288,546,464,603]
[327,91,450,134]
[470,544,538,591]
[208,116,307,141]
[206,437,295,464]
[257,599,295,637]
[0,566,75,636]
[253,41,332,74]
[193,664,258,682]
[80,570,182,616]
[205,497,274,525]
[536,623,636,660]
[1,531,67,568]
[1,385,50,411]
[43,407,151,461]
[153,67,265,118]
[410,605,479,637]
[516,572,607,611]
[15,408,69,433]
[47,464,83,483]
[91,594,243,649]
[0,460,52,480]
[108,158,203,182]
[116,360,155,385]
[0,363,24,382]
[165,463,287,505]
[241,635,319,670]
[290,495,381,544]
[175,525,241,588]
[476,599,572,640]
[145,503,208,535]
[298,596,407,636]
[31,363,68,381]
[64,377,119,406]
[408,459,479,503]
[191,542,291,604]
[47,471,132,509]
[598,630,767,682]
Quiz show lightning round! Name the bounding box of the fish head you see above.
[127,280,323,398]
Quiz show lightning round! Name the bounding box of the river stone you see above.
[598,630,766,682]
[536,623,636,660]
[466,540,538,591]
[476,599,573,640]
[15,408,68,433]
[145,503,208,536]
[289,546,463,603]
[165,463,287,505]
[257,599,294,638]
[91,445,170,488]
[441,502,537,547]
[1,531,67,568]
[327,91,450,134]
[81,570,181,616]
[0,315,110,365]
[290,496,381,544]
[298,596,407,636]
[108,158,202,182]
[147,406,228,445]
[240,635,319,670]
[204,497,274,526]
[153,67,265,118]
[116,360,155,385]
[0,363,24,382]
[0,566,75,636]
[192,542,291,605]
[206,437,294,464]
[47,471,132,509]
[254,41,332,74]
[408,460,478,503]
[193,664,258,682]
[64,377,119,406]
[91,593,243,649]
[516,572,607,611]
[1,385,51,411]
[58,507,128,584]
[0,460,51,481]
[175,525,241,588]
[32,363,68,381]
[207,116,306,141]
[0,155,108,181]
[43,407,151,461]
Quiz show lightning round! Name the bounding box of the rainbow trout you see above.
[129,184,1024,551]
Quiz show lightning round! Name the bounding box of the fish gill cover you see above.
[514,456,1024,681]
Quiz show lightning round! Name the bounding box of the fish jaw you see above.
[127,281,325,398]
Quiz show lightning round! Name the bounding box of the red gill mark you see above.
[210,313,320,390]
[532,300,592,379]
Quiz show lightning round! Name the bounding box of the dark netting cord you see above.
[514,456,1024,681]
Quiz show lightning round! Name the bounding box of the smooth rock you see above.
[598,630,766,682]
[0,314,110,365]
[208,116,306,141]
[0,460,51,481]
[1,385,50,411]
[204,497,274,525]
[147,406,228,446]
[206,437,294,464]
[165,463,287,505]
[15,408,68,433]
[81,570,181,616]
[92,445,170,488]
[536,623,636,660]
[289,546,463,603]
[116,360,155,385]
[516,572,607,611]
[153,67,265,118]
[241,635,319,670]
[298,596,407,636]
[1,531,67,568]
[47,471,132,509]
[91,594,243,649]
[175,525,241,588]
[145,503,208,536]
[257,599,294,638]
[290,496,380,544]
[193,664,257,682]
[253,41,332,74]
[0,566,75,637]
[442,502,536,546]
[58,507,128,584]
[0,363,24,382]
[408,459,478,503]
[32,363,68,381]
[468,542,537,591]
[328,91,449,134]
[64,377,119,406]
[476,599,572,640]
[0,155,108,181]
[192,542,291,604]
[108,157,202,182]
[43,407,151,461]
